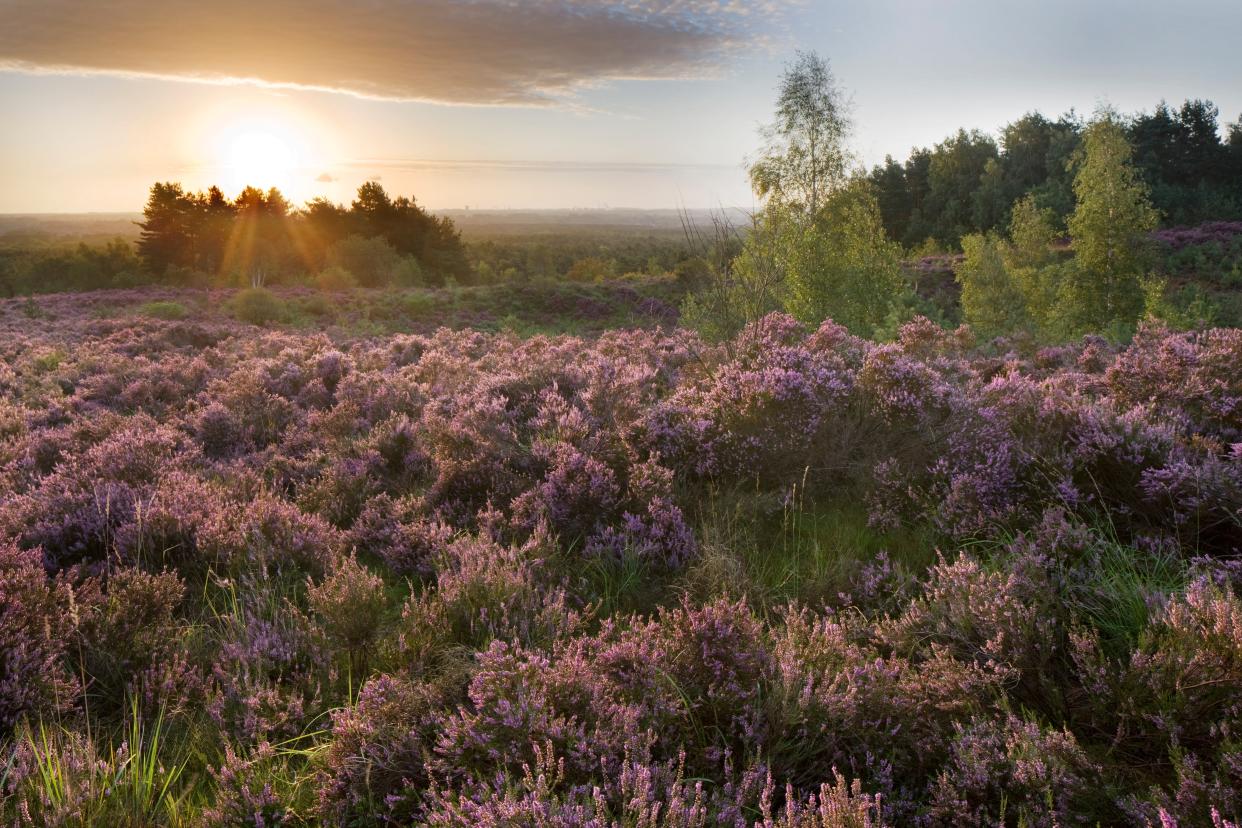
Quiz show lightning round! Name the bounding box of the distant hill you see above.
[0,213,143,243]
[441,207,748,238]
[0,208,752,246]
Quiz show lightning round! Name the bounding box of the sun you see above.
[227,130,296,180]
[213,118,311,193]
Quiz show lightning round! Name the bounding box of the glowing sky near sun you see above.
[1,0,1240,213]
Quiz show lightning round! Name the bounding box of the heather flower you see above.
[399,530,579,669]
[928,714,1100,827]
[511,444,622,541]
[208,584,328,744]
[317,673,454,825]
[0,541,79,729]
[349,493,452,578]
[773,606,1006,802]
[584,495,697,571]
[878,550,1063,705]
[307,553,389,673]
[202,742,290,828]
[198,494,342,579]
[71,566,195,715]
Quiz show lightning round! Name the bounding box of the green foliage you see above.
[984,120,1165,342]
[686,489,935,614]
[870,97,1242,250]
[400,291,438,319]
[1067,532,1188,657]
[231,287,284,326]
[390,256,424,287]
[784,181,905,336]
[926,129,1001,243]
[673,256,712,289]
[749,51,851,214]
[12,702,188,827]
[312,265,358,292]
[137,300,189,320]
[1143,277,1219,330]
[1065,116,1159,332]
[1130,100,1242,223]
[1070,118,1160,275]
[565,256,614,283]
[0,238,145,296]
[956,233,1030,339]
[324,236,387,287]
[1007,195,1060,269]
[680,212,785,343]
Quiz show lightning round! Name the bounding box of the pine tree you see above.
[136,182,198,276]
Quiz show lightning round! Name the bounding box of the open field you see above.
[1,290,1240,824]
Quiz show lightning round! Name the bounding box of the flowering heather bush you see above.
[929,714,1100,826]
[70,566,198,716]
[201,741,290,827]
[1151,221,1242,252]
[0,541,78,730]
[2,290,1242,823]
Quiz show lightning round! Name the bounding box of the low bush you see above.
[312,265,357,292]
[231,287,284,325]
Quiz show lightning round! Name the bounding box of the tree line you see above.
[137,181,470,288]
[683,52,1228,345]
[868,99,1242,249]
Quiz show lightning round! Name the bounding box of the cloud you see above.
[0,0,790,105]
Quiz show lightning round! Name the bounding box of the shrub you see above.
[232,287,284,325]
[72,567,193,715]
[402,291,438,318]
[307,554,388,674]
[312,265,357,292]
[3,287,1242,823]
[0,541,79,728]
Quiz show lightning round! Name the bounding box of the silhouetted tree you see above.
[346,181,469,283]
[136,182,199,275]
[226,186,294,287]
[198,185,236,276]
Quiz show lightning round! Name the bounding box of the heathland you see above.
[2,54,1242,827]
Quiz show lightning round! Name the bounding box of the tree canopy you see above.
[869,98,1242,249]
[137,181,469,286]
[749,51,851,215]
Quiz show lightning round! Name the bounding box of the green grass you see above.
[575,547,672,620]
[684,485,938,614]
[1070,538,1188,657]
[137,300,190,320]
[14,699,190,827]
[31,348,66,373]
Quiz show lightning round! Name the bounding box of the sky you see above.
[1,0,1240,213]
